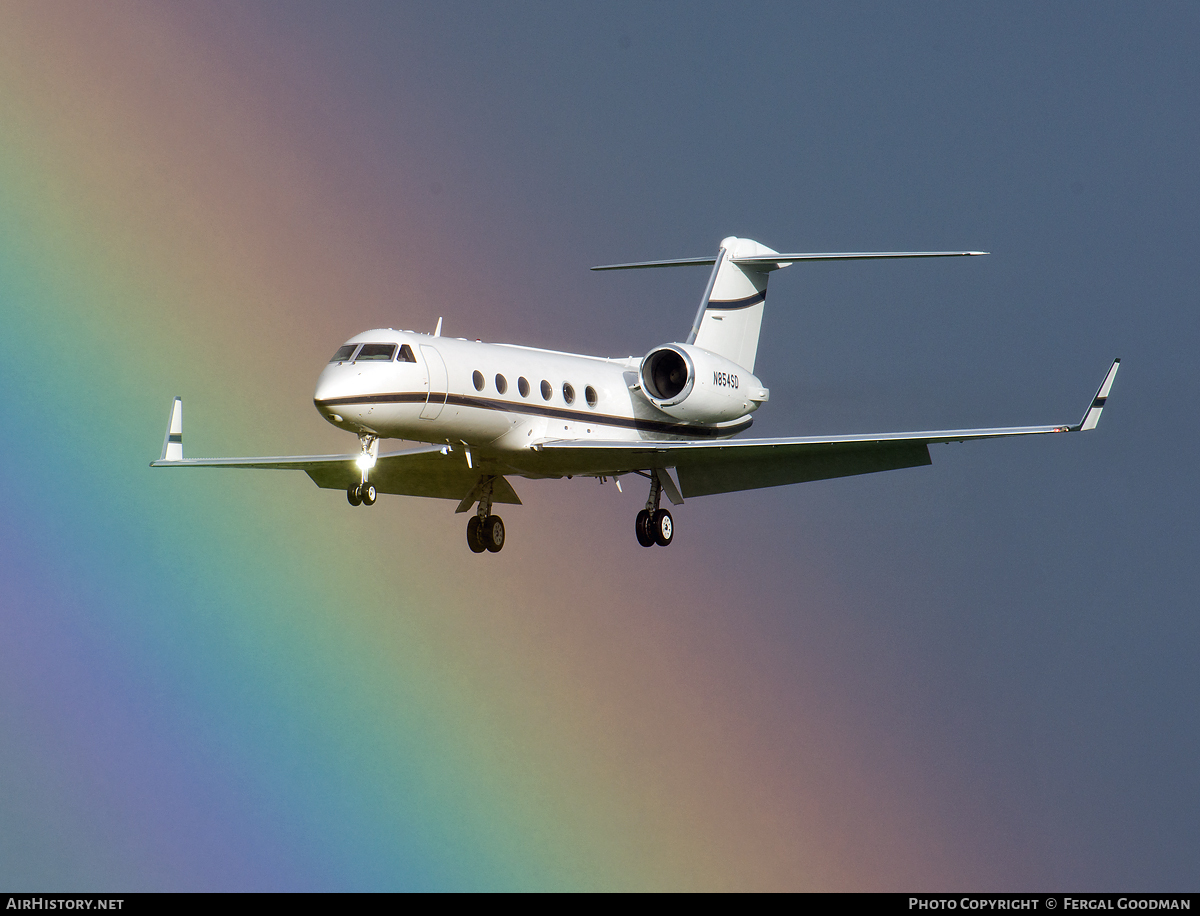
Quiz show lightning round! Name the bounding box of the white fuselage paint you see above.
[313,329,759,459]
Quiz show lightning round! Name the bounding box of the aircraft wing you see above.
[149,399,520,504]
[534,359,1120,499]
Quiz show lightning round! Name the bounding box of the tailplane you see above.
[592,239,986,373]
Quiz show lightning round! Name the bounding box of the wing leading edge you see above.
[534,359,1120,498]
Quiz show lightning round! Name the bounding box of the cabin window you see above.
[330,344,357,363]
[562,382,575,405]
[472,370,485,391]
[540,379,552,400]
[397,344,416,362]
[518,377,530,398]
[495,374,508,394]
[585,386,598,407]
[356,343,396,361]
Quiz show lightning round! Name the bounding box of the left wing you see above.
[533,359,1120,498]
[149,398,520,504]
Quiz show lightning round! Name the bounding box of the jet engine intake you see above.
[641,345,694,405]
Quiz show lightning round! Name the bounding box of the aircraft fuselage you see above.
[313,329,760,466]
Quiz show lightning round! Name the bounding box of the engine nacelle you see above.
[638,343,769,423]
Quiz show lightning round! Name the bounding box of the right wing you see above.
[533,359,1120,498]
[149,398,520,504]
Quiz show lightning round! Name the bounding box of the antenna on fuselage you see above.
[433,317,443,337]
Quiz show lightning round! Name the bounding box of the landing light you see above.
[355,453,376,471]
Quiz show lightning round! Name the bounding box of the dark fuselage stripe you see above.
[706,290,767,310]
[314,392,753,438]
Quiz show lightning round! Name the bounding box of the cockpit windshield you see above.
[330,344,357,363]
[356,343,396,361]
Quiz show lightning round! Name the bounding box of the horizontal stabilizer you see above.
[731,250,987,271]
[592,251,987,271]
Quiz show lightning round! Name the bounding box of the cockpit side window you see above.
[356,343,396,361]
[330,344,358,363]
[397,344,416,362]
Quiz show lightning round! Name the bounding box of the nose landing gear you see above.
[635,472,674,547]
[347,481,376,506]
[347,434,378,507]
[466,476,505,553]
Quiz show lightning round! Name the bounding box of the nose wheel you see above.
[347,482,377,506]
[635,472,675,547]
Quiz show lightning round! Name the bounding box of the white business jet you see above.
[152,237,1119,554]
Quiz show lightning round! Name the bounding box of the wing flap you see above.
[676,441,931,497]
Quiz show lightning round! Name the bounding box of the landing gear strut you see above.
[635,472,673,547]
[466,476,505,553]
[347,434,378,507]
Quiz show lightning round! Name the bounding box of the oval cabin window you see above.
[495,374,508,394]
[518,377,530,398]
[562,382,575,405]
[585,385,598,407]
[540,379,552,400]
[472,370,484,391]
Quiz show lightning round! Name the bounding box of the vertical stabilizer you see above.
[691,237,777,372]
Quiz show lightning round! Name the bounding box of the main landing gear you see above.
[635,473,673,548]
[347,434,378,507]
[466,476,505,554]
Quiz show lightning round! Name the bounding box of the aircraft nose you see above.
[313,365,344,417]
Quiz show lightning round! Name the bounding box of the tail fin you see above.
[690,237,777,372]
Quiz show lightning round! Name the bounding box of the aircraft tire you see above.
[361,482,377,506]
[652,509,673,547]
[466,516,486,553]
[347,485,363,507]
[635,509,655,547]
[484,515,505,553]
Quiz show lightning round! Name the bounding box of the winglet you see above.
[1076,359,1120,431]
[159,397,183,462]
